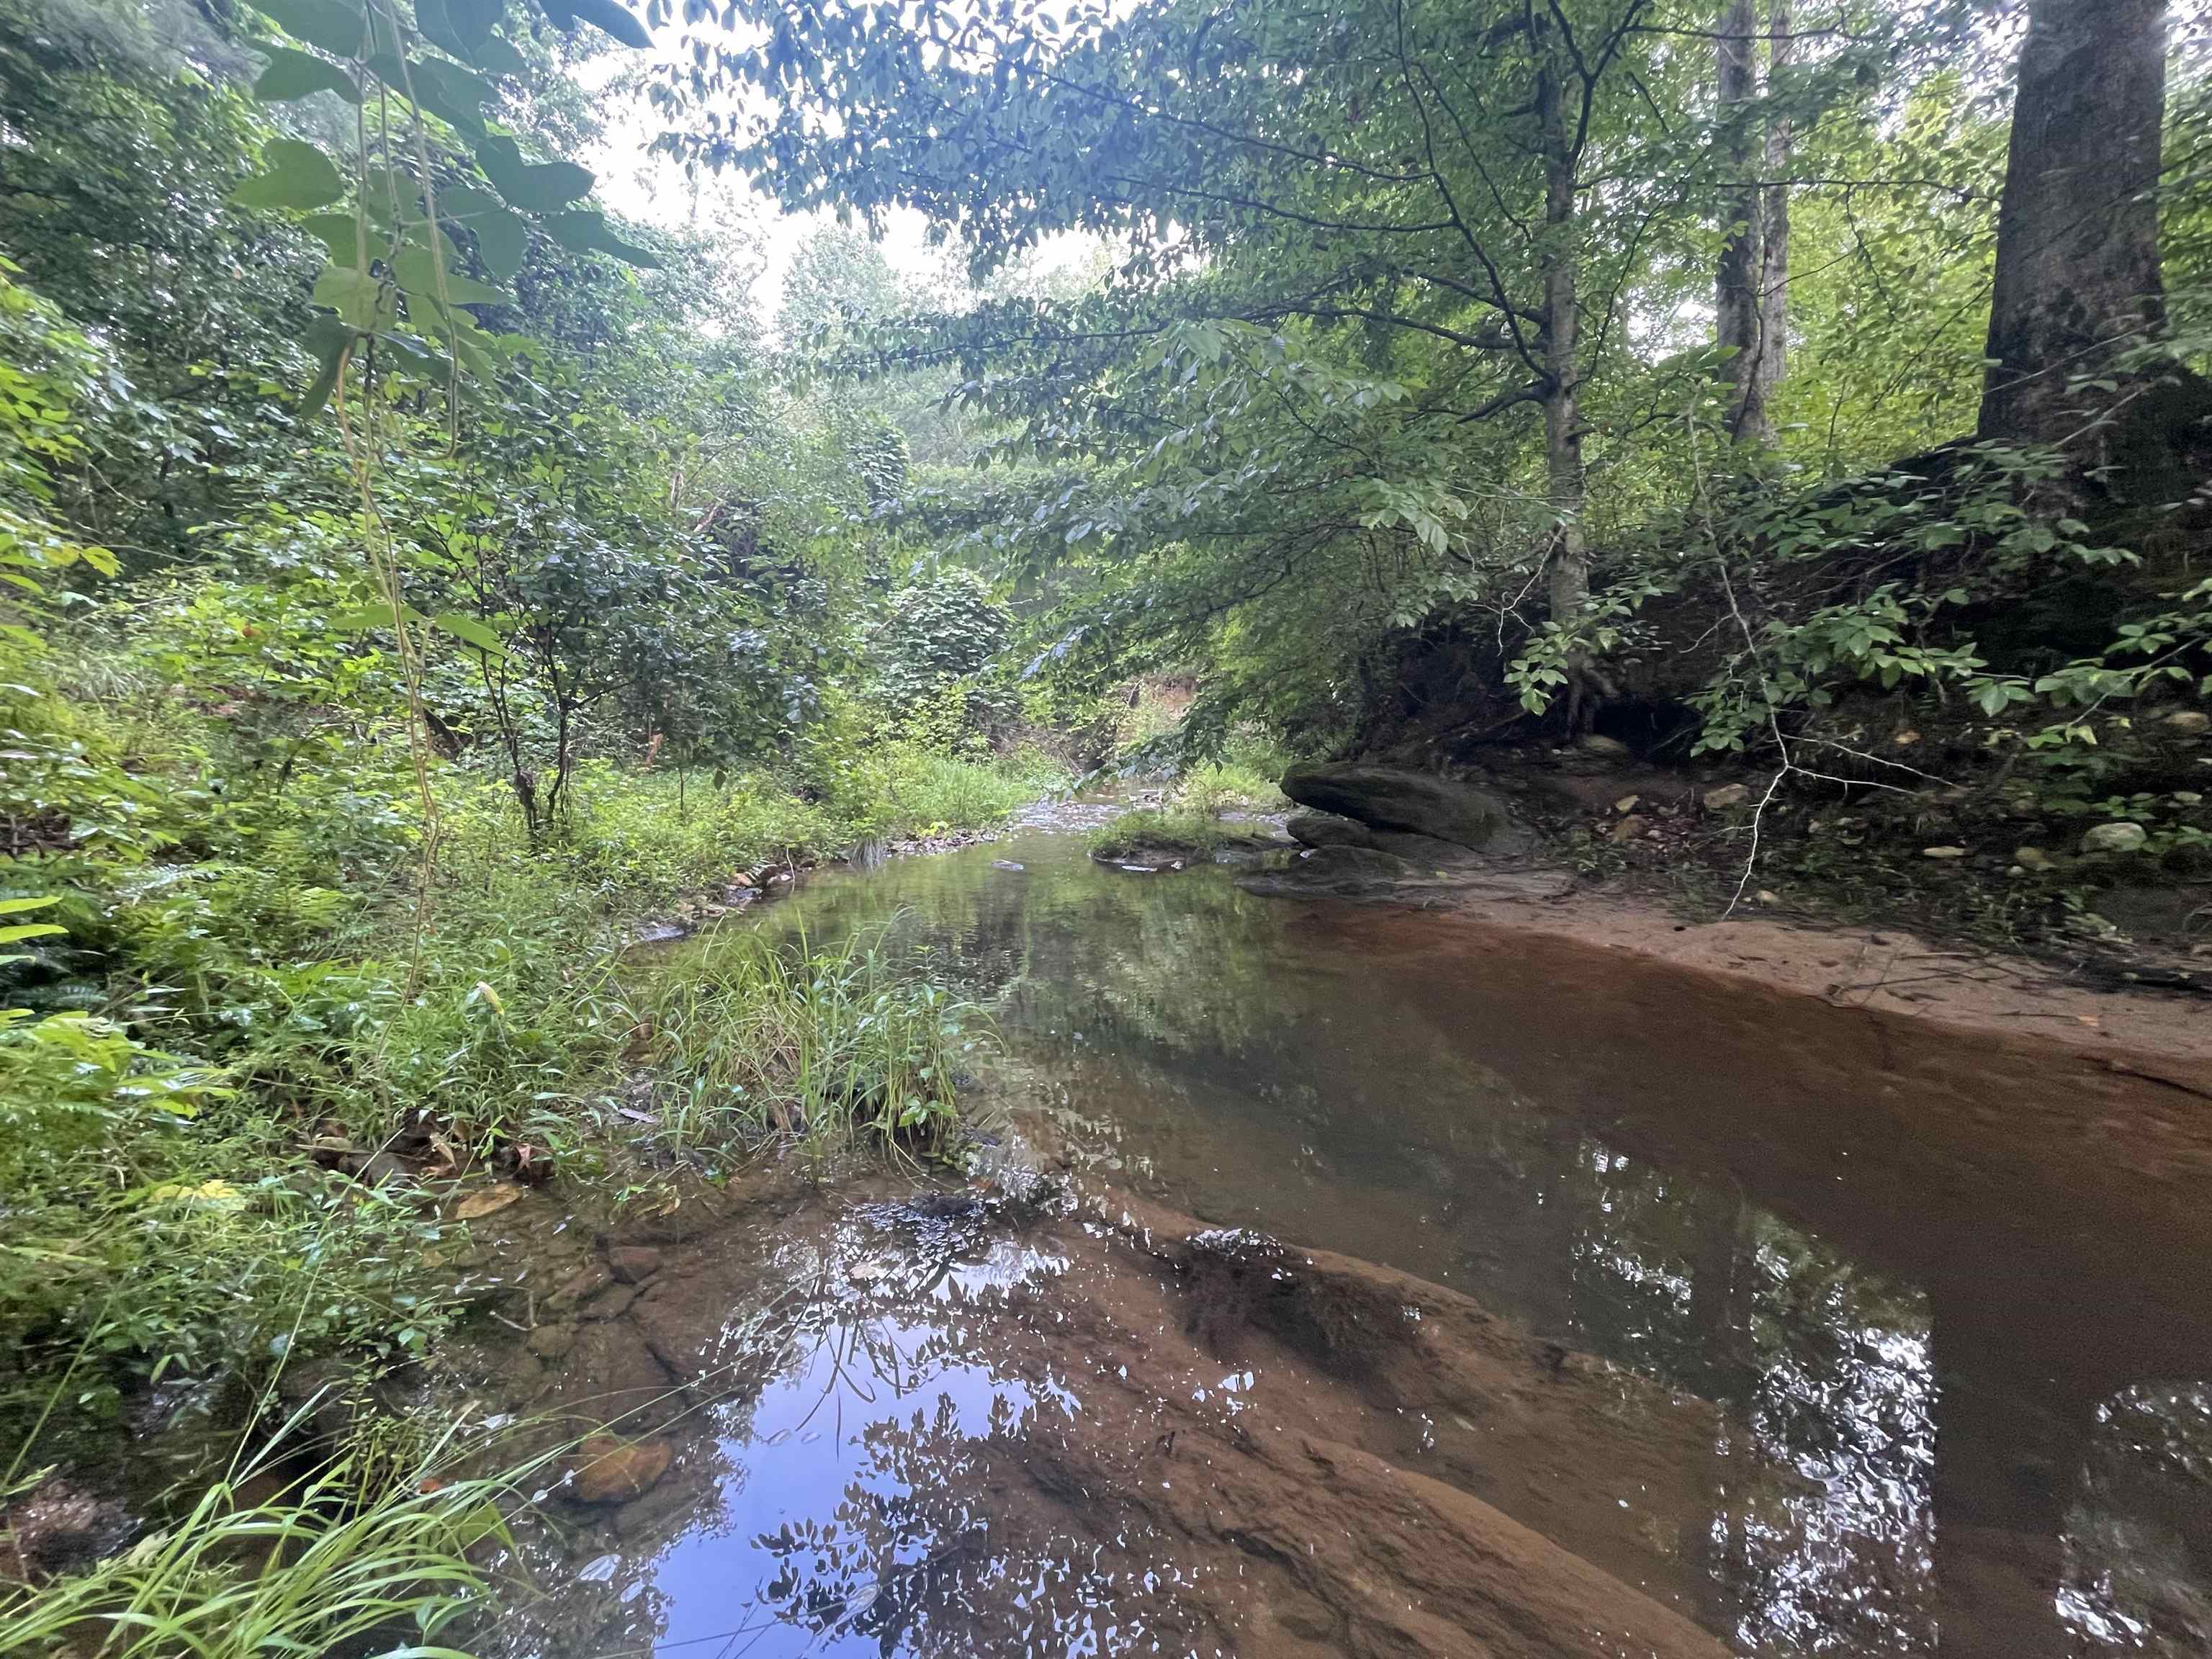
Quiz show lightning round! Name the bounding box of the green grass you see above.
[0,1429,536,1659]
[1176,760,1287,814]
[614,925,987,1161]
[1089,809,1282,862]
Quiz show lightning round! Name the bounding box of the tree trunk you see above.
[1537,53,1588,631]
[1748,0,1791,437]
[1977,0,2169,447]
[1716,0,1765,443]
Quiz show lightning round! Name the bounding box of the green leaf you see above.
[299,313,351,416]
[477,135,594,213]
[253,45,360,102]
[310,262,391,330]
[416,0,505,55]
[391,243,513,308]
[435,187,529,280]
[448,0,508,44]
[470,33,529,76]
[230,139,346,212]
[300,213,366,264]
[413,58,495,127]
[562,0,655,49]
[0,896,60,916]
[247,0,370,56]
[543,210,662,269]
[431,612,513,658]
[331,601,428,631]
[0,924,66,945]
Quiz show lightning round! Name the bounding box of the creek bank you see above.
[1245,757,2212,1066]
[629,826,1006,944]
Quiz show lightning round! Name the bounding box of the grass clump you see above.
[1089,809,1282,863]
[0,1431,530,1659]
[618,926,986,1160]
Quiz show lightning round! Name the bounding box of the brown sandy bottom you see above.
[1425,882,2212,1078]
[436,1167,1757,1659]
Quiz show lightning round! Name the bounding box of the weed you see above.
[0,1433,532,1659]
[1089,809,1282,862]
[617,925,986,1161]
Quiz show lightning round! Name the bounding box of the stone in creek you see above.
[1238,845,1423,899]
[1280,763,1528,854]
[525,1323,577,1361]
[547,1264,612,1310]
[577,1283,638,1322]
[1703,783,1750,811]
[606,1246,661,1285]
[1609,814,1650,844]
[568,1434,671,1506]
[990,858,1025,871]
[1285,809,1380,850]
[2081,822,2149,855]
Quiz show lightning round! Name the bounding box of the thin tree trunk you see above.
[1747,0,1792,439]
[1978,0,2169,447]
[1537,53,1588,632]
[1716,0,1764,443]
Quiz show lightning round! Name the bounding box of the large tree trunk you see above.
[1977,0,2169,448]
[1716,0,1766,443]
[1748,0,1791,436]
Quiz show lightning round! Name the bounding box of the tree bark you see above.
[1536,52,1588,631]
[1977,0,2169,447]
[1748,0,1791,439]
[1716,0,1765,443]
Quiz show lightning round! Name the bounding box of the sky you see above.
[572,41,953,332]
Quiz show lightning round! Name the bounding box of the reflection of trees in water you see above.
[2059,1382,2212,1655]
[747,845,1306,1072]
[750,1383,1190,1658]
[1548,1138,1938,1652]
[731,846,2207,1655]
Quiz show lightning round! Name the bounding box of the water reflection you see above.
[660,827,2212,1655]
[511,1205,1216,1659]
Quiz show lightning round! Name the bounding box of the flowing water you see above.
[495,818,2212,1659]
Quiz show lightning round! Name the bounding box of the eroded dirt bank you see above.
[1422,879,2212,1075]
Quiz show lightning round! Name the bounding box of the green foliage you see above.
[1088,809,1279,863]
[872,567,1011,712]
[0,1438,523,1659]
[619,927,986,1159]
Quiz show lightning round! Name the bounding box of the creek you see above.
[471,813,2212,1659]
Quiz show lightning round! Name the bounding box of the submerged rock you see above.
[1237,845,1427,899]
[1280,763,1527,853]
[1287,809,1472,866]
[1285,809,1379,850]
[569,1434,672,1506]
[0,1476,135,1582]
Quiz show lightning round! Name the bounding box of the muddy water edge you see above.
[439,819,2212,1659]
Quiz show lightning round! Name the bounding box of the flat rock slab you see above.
[1282,763,1531,853]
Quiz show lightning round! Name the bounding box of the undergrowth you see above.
[618,925,986,1161]
[0,1414,544,1659]
[1089,809,1282,861]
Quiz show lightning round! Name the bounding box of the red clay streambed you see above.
[431,825,2211,1659]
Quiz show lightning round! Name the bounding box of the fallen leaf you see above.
[454,1186,523,1220]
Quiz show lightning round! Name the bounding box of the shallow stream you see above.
[487,818,2212,1658]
